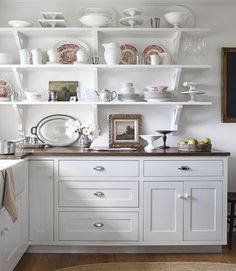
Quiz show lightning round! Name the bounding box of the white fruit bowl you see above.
[79,14,112,27]
[164,11,189,28]
[140,134,162,151]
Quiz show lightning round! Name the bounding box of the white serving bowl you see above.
[8,20,33,27]
[164,11,189,28]
[0,53,14,64]
[79,13,112,27]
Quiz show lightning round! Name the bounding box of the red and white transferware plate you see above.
[55,39,90,64]
[142,44,165,64]
[120,44,138,64]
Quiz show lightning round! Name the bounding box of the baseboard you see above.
[27,245,222,254]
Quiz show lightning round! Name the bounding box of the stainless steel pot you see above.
[0,138,25,154]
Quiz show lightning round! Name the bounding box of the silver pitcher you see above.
[96,89,117,102]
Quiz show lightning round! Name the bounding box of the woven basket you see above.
[178,143,212,152]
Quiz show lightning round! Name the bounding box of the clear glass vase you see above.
[78,135,92,149]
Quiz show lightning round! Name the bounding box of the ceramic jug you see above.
[76,48,89,63]
[159,52,171,65]
[96,89,117,102]
[102,42,122,65]
[31,48,43,65]
[150,54,160,65]
[19,49,31,64]
[47,47,60,63]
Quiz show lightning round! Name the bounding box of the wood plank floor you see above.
[14,235,236,271]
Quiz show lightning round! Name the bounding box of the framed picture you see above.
[222,48,236,122]
[109,114,142,148]
[49,81,78,101]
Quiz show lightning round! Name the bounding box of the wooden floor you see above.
[14,235,236,271]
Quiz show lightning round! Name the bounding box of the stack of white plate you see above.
[144,91,172,102]
[38,12,67,27]
[118,82,141,102]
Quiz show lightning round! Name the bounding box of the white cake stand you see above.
[140,135,162,152]
[120,16,143,28]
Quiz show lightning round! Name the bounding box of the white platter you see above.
[31,114,79,146]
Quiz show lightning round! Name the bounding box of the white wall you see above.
[0,1,236,189]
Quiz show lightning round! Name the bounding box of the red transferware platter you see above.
[142,44,165,64]
[55,39,90,64]
[120,44,139,64]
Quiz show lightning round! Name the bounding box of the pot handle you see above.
[31,126,37,135]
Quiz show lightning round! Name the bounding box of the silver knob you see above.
[93,166,105,171]
[178,166,190,171]
[184,194,191,199]
[94,191,105,197]
[93,222,104,228]
[177,194,184,199]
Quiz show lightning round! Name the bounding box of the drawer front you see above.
[59,212,139,241]
[144,160,223,177]
[59,181,139,207]
[58,160,139,177]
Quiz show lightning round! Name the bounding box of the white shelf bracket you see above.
[171,105,183,131]
[12,104,24,137]
[171,68,182,98]
[13,30,26,51]
[173,30,182,62]
[93,104,98,126]
[13,67,24,100]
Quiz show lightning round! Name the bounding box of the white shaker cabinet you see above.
[0,160,28,271]
[29,160,54,242]
[144,182,184,241]
[144,181,223,242]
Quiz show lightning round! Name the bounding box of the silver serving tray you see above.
[31,114,79,147]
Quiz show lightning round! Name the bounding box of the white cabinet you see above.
[0,160,28,271]
[29,160,54,242]
[184,181,223,241]
[144,181,223,242]
[144,182,183,241]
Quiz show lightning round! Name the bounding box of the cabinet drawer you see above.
[144,160,223,177]
[58,212,139,241]
[58,160,139,177]
[59,181,138,207]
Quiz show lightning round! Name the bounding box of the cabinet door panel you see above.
[29,160,54,241]
[144,182,183,241]
[184,181,223,241]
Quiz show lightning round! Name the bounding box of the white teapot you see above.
[95,89,117,102]
[102,42,122,65]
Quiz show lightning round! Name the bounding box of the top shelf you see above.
[0,27,211,38]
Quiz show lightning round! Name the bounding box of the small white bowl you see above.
[79,14,112,27]
[0,53,14,64]
[8,20,33,28]
[164,11,189,28]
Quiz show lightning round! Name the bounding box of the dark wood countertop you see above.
[0,147,230,160]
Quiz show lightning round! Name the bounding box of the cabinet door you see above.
[144,182,183,241]
[29,160,54,242]
[184,181,223,241]
[2,198,21,271]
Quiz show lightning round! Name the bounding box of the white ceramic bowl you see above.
[0,53,14,64]
[8,20,33,27]
[79,13,112,27]
[164,11,189,28]
[140,135,162,142]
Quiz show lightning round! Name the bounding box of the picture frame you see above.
[109,114,142,148]
[222,48,236,122]
[49,81,78,101]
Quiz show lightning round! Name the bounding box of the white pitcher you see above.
[31,48,43,65]
[159,52,171,65]
[102,42,122,65]
[19,49,31,64]
[47,47,60,63]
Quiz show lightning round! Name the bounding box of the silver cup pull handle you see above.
[178,166,190,171]
[93,166,105,171]
[93,222,104,228]
[94,191,105,197]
